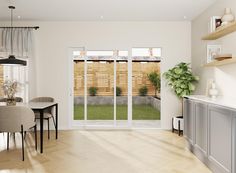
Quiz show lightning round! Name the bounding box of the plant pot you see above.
[172,116,184,136]
[6,98,16,106]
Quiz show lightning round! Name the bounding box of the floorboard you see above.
[0,130,211,173]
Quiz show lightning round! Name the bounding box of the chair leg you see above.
[24,131,27,140]
[52,116,56,129]
[34,125,37,150]
[21,125,25,161]
[47,118,50,139]
[7,132,9,150]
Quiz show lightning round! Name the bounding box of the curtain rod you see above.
[0,26,39,30]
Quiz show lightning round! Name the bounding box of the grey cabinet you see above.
[194,102,207,155]
[183,98,194,144]
[184,98,235,173]
[208,105,232,173]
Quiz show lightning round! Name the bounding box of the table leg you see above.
[55,104,58,139]
[40,110,44,153]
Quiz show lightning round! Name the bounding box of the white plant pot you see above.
[173,116,184,130]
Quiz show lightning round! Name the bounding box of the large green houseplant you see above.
[163,62,199,98]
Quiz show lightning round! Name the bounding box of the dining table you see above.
[0,101,58,154]
[28,102,58,153]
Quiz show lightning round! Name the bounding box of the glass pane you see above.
[2,63,29,102]
[74,60,85,120]
[87,61,114,120]
[116,61,128,123]
[132,61,161,120]
[73,51,81,56]
[118,51,128,57]
[132,48,162,57]
[87,51,113,56]
[152,48,162,57]
[132,48,150,57]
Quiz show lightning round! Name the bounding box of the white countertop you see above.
[185,95,236,110]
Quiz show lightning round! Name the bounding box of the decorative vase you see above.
[209,81,218,99]
[6,97,16,106]
[221,8,235,26]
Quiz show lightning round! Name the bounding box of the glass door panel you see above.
[73,60,85,120]
[87,60,114,122]
[116,59,128,126]
[132,61,161,120]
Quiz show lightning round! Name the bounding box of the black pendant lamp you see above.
[0,6,27,66]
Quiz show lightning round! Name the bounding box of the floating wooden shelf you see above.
[202,21,236,40]
[204,58,236,67]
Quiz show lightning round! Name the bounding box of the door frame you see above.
[68,47,161,129]
[68,47,85,128]
[68,48,131,129]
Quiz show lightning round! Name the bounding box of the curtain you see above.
[0,28,36,102]
[1,28,33,57]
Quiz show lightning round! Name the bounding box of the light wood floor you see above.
[0,130,211,173]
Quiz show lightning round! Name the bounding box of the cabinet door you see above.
[208,105,232,173]
[183,98,194,144]
[195,102,207,155]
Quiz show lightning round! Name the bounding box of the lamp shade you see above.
[0,6,27,66]
[0,55,27,66]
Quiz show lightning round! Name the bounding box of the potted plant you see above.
[89,87,98,96]
[163,62,199,135]
[139,86,148,96]
[2,80,20,105]
[163,62,199,98]
[147,71,161,98]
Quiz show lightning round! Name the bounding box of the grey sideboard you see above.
[183,96,236,173]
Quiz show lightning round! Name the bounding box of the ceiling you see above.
[0,0,217,21]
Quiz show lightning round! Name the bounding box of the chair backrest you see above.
[30,97,54,103]
[0,97,23,102]
[0,106,35,133]
[30,97,54,114]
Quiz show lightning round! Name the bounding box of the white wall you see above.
[0,21,191,129]
[192,0,236,97]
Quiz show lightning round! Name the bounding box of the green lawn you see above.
[74,105,160,120]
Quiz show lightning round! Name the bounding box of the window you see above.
[132,48,161,57]
[3,62,29,102]
[118,51,128,57]
[87,51,113,57]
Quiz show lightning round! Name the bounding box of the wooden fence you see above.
[74,61,160,96]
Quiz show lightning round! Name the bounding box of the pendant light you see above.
[0,6,27,66]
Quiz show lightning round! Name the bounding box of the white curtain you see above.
[0,28,36,102]
[1,28,33,57]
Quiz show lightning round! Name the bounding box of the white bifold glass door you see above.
[70,48,161,128]
[71,49,129,127]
